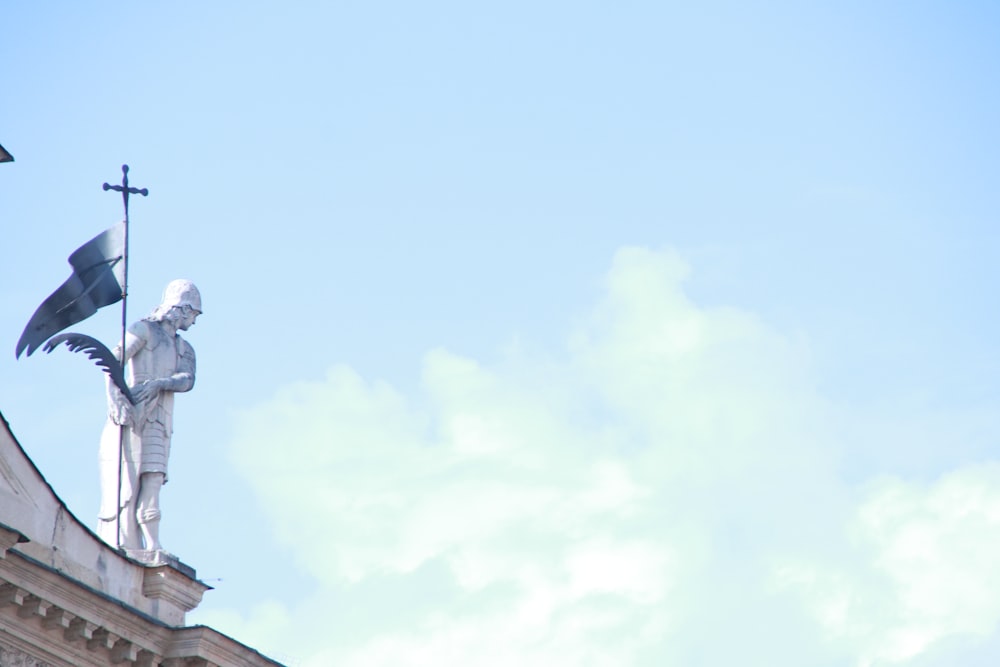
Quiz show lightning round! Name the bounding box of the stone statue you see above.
[97,280,201,555]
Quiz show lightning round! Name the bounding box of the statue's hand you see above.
[132,378,165,404]
[110,401,132,426]
[107,378,133,426]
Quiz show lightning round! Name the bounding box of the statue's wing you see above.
[43,333,136,405]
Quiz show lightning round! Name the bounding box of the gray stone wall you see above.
[0,643,52,667]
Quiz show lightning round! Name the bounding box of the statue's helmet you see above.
[161,279,202,313]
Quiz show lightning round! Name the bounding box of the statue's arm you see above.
[116,323,148,364]
[162,340,196,393]
[106,328,146,423]
[131,340,195,403]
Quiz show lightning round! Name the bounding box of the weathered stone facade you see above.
[0,414,282,667]
[0,642,53,667]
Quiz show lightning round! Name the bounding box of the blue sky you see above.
[2,2,1000,665]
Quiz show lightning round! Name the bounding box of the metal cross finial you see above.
[103,164,148,219]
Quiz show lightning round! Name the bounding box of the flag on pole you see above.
[16,223,125,358]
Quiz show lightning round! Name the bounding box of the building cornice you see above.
[0,523,282,666]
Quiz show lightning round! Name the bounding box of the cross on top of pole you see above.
[103,164,148,220]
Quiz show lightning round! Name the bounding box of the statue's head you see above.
[150,280,202,330]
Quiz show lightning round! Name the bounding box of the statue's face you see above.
[168,305,201,331]
[175,305,200,331]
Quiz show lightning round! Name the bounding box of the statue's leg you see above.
[136,472,165,551]
[121,496,142,549]
[99,420,143,548]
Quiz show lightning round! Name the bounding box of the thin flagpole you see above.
[116,199,128,550]
[103,164,147,550]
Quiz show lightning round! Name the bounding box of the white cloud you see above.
[778,463,1000,666]
[199,247,1000,666]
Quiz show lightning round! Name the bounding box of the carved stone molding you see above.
[0,559,164,666]
[0,557,281,666]
[0,523,27,560]
[142,565,210,614]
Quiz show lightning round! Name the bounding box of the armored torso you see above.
[124,320,196,476]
